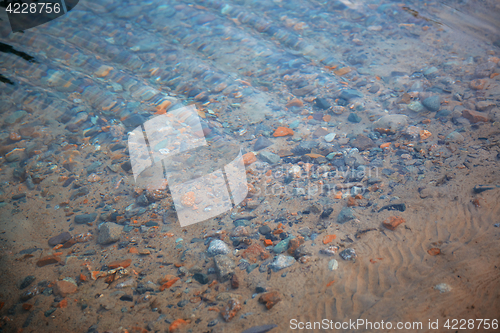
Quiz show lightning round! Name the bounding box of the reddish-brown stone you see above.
[36,255,62,267]
[259,291,281,309]
[53,280,77,297]
[241,244,270,262]
[462,110,489,123]
[287,237,304,255]
[230,274,239,289]
[427,248,441,256]
[108,258,132,269]
[382,216,405,231]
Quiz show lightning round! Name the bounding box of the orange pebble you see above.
[243,152,257,166]
[169,319,188,333]
[326,280,335,287]
[333,191,342,199]
[380,142,391,149]
[263,239,273,246]
[129,247,139,254]
[273,126,294,137]
[79,274,87,282]
[160,277,180,291]
[322,234,336,244]
[286,98,303,108]
[57,299,68,308]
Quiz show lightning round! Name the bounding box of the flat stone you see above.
[291,141,318,155]
[347,113,362,123]
[476,100,496,112]
[382,216,405,230]
[48,232,72,246]
[435,109,451,118]
[97,223,122,245]
[315,97,330,110]
[324,133,336,142]
[351,134,374,151]
[254,136,273,151]
[373,114,409,131]
[337,207,355,224]
[258,151,281,164]
[312,127,329,137]
[445,131,464,143]
[214,255,235,282]
[53,280,77,297]
[74,213,98,224]
[422,96,441,112]
[269,254,295,271]
[462,110,489,123]
[36,255,62,267]
[340,89,363,100]
[5,110,28,125]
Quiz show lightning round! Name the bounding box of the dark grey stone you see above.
[48,232,72,246]
[259,225,271,235]
[340,89,363,100]
[337,207,355,224]
[347,113,362,123]
[291,141,318,156]
[422,96,441,112]
[315,97,330,110]
[75,213,98,224]
[254,136,273,151]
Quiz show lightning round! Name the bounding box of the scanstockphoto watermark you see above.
[290,319,423,331]
[248,164,380,199]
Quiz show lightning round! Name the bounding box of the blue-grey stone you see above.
[423,67,438,77]
[258,151,281,165]
[5,110,28,125]
[422,96,441,112]
[340,89,363,100]
[254,136,273,151]
[291,141,318,155]
[75,213,97,224]
[347,113,362,123]
[272,236,295,254]
[337,207,355,224]
[289,120,300,129]
[435,109,451,118]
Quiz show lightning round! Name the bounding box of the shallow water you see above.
[0,0,499,332]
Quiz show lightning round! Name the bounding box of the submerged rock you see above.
[97,223,122,245]
[214,255,235,282]
[207,239,230,256]
[337,207,355,224]
[269,255,295,271]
